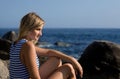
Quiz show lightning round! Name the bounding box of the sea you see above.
[1,28,120,59]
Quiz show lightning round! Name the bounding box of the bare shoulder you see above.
[21,41,36,54]
[23,41,34,48]
[20,41,36,65]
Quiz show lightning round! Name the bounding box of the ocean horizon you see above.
[1,28,120,59]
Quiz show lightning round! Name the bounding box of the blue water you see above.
[1,28,120,59]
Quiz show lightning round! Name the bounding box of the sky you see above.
[0,0,120,28]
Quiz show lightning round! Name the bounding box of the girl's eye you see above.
[36,29,41,31]
[37,29,40,30]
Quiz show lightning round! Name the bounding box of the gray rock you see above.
[0,59,9,79]
[37,42,53,48]
[54,41,71,47]
[2,31,17,42]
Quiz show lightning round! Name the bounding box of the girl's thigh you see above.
[48,63,76,79]
[39,57,62,79]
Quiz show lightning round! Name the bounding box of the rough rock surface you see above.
[0,31,15,79]
[78,40,120,79]
[0,38,11,60]
[54,41,71,47]
[2,31,17,42]
[0,59,9,79]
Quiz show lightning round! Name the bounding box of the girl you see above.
[9,12,83,79]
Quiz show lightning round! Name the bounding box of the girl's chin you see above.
[35,39,39,41]
[31,39,38,42]
[33,38,39,41]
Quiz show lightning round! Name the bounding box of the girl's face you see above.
[27,25,44,41]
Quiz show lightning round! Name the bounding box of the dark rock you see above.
[78,40,120,79]
[2,31,17,42]
[0,31,17,60]
[0,38,11,53]
[0,51,10,60]
[0,38,11,60]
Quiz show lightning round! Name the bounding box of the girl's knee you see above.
[49,57,62,66]
[63,63,75,74]
[64,63,74,69]
[64,63,76,78]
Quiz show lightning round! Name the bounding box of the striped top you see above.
[9,39,40,79]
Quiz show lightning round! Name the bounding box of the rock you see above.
[0,50,10,60]
[0,59,9,79]
[0,31,17,60]
[0,38,11,52]
[78,40,120,79]
[0,38,11,60]
[2,31,17,42]
[54,41,71,47]
[0,31,17,78]
[37,42,53,48]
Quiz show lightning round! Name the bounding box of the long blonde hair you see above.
[18,12,45,40]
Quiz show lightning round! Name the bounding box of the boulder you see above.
[78,40,120,79]
[0,38,11,60]
[0,31,17,79]
[54,41,71,47]
[2,31,17,42]
[0,38,11,53]
[0,31,17,60]
[0,59,9,79]
[37,42,53,48]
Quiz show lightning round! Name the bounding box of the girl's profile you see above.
[9,12,83,79]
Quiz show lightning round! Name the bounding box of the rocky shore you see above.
[0,31,120,79]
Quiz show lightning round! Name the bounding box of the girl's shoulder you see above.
[22,41,35,49]
[21,41,36,57]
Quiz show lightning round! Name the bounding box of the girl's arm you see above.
[35,46,83,77]
[21,42,41,79]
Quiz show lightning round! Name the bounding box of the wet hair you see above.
[18,12,45,40]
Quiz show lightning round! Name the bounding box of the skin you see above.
[19,25,83,79]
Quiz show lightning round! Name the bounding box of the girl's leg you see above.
[39,57,62,79]
[48,63,76,79]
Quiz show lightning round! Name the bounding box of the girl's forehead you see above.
[36,25,44,29]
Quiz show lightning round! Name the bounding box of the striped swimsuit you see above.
[9,39,40,79]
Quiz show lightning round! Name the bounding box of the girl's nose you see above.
[39,31,42,36]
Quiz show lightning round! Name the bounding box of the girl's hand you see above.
[71,57,83,78]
